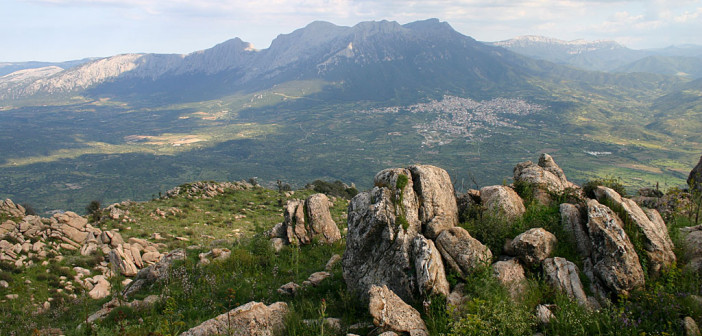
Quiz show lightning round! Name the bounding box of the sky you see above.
[2,0,702,62]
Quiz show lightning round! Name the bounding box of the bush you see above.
[582,177,627,198]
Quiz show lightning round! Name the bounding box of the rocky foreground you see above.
[1,155,702,335]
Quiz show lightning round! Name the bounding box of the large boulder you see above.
[180,301,288,336]
[412,235,450,297]
[560,203,591,257]
[408,165,458,239]
[369,285,429,336]
[435,227,492,277]
[108,244,138,277]
[585,199,645,297]
[689,155,702,191]
[542,257,588,306]
[508,228,557,267]
[594,186,676,276]
[276,194,341,246]
[283,199,309,245]
[479,185,525,220]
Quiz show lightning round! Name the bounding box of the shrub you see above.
[582,177,627,198]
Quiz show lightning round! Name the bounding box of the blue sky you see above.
[2,0,701,62]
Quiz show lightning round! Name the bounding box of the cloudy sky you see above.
[2,0,702,62]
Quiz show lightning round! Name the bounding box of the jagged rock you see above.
[303,271,331,287]
[407,165,458,239]
[100,230,124,247]
[689,155,702,191]
[508,228,557,267]
[305,193,342,243]
[560,203,591,256]
[542,257,588,306]
[123,249,186,298]
[594,186,676,276]
[180,301,288,336]
[368,285,429,336]
[55,211,88,230]
[492,258,526,298]
[479,185,525,220]
[585,199,645,297]
[0,199,25,218]
[88,276,111,299]
[436,227,492,277]
[412,235,450,297]
[325,254,341,271]
[513,154,574,204]
[284,199,308,245]
[277,282,300,295]
[684,316,701,336]
[343,168,421,303]
[681,225,702,274]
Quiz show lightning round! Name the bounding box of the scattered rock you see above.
[0,280,8,288]
[277,282,300,296]
[368,285,429,336]
[88,276,111,299]
[436,227,493,277]
[536,304,556,325]
[303,271,331,287]
[479,185,525,220]
[324,254,341,271]
[180,301,288,336]
[508,228,557,267]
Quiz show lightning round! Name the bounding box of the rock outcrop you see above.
[491,258,526,298]
[122,249,186,298]
[180,301,288,336]
[369,285,429,336]
[594,186,676,276]
[0,199,25,218]
[479,185,525,220]
[343,165,459,303]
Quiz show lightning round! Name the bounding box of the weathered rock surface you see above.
[369,285,429,336]
[180,301,288,336]
[595,186,676,276]
[303,271,331,287]
[684,316,701,336]
[88,275,111,299]
[508,228,557,267]
[492,258,526,298]
[108,244,139,276]
[542,257,588,306]
[0,199,25,218]
[408,165,458,239]
[585,199,645,297]
[412,235,450,297]
[479,185,525,220]
[435,227,493,277]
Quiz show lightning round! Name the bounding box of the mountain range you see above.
[0,19,699,213]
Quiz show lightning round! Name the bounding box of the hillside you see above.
[1,156,701,335]
[0,19,699,214]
